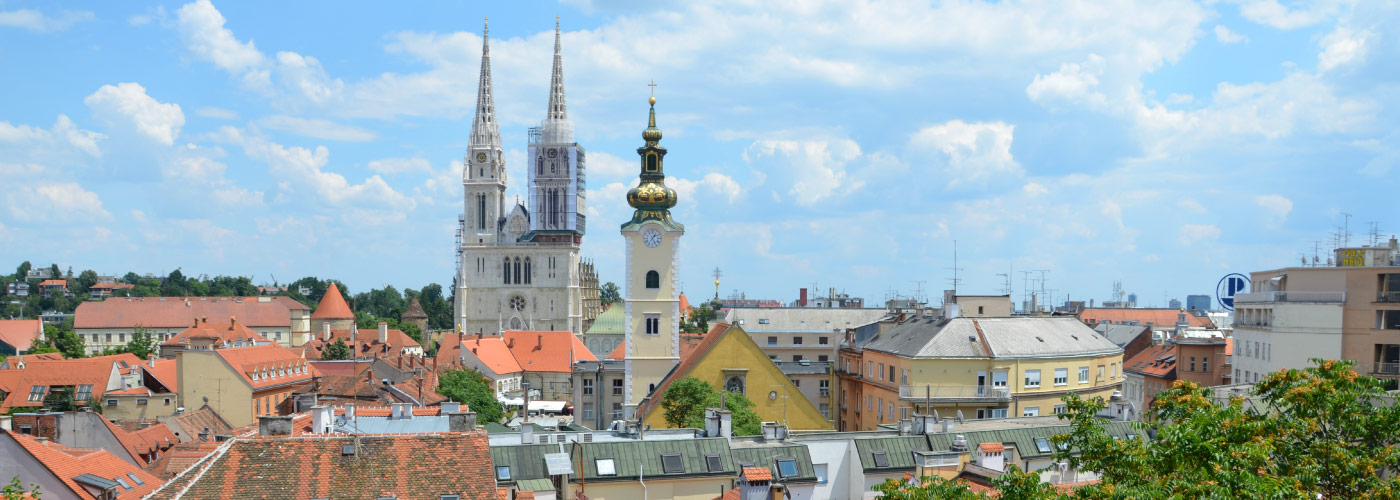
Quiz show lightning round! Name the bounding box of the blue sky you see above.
[1,0,1396,308]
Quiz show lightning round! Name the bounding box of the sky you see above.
[1,0,1397,309]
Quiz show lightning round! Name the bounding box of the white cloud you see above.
[585,151,634,181]
[1179,224,1221,245]
[1237,0,1334,29]
[175,0,265,74]
[224,127,416,220]
[0,9,93,33]
[909,120,1022,188]
[367,157,432,175]
[669,172,742,204]
[1177,198,1208,215]
[1256,194,1293,223]
[743,138,862,205]
[1026,54,1108,110]
[128,15,152,27]
[84,83,185,146]
[1317,26,1374,72]
[196,106,238,120]
[1022,182,1048,196]
[257,115,375,142]
[1214,25,1248,44]
[0,115,104,160]
[4,183,110,223]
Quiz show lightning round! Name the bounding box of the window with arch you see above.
[503,258,510,285]
[725,376,745,394]
[646,154,658,172]
[513,258,522,285]
[645,270,660,289]
[524,258,532,284]
[477,194,486,229]
[537,157,544,175]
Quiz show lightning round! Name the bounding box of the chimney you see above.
[761,422,788,442]
[448,411,478,432]
[378,322,388,344]
[230,316,237,328]
[704,408,732,439]
[345,404,355,421]
[201,316,208,324]
[365,369,374,382]
[148,354,157,367]
[441,401,461,413]
[322,323,331,341]
[799,288,808,307]
[258,415,294,436]
[311,405,333,434]
[950,434,968,452]
[537,334,543,350]
[198,426,211,442]
[507,338,515,349]
[521,423,534,445]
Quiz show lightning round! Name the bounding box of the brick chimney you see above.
[448,410,478,432]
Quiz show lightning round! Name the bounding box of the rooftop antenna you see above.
[1341,212,1352,247]
[910,281,926,305]
[1370,222,1383,246]
[945,240,963,295]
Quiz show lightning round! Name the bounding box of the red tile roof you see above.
[0,355,135,411]
[311,283,354,319]
[144,358,178,392]
[502,330,597,373]
[161,317,271,348]
[75,296,305,329]
[679,293,691,314]
[38,279,66,287]
[4,429,163,499]
[1123,344,1178,379]
[0,319,43,352]
[979,442,1004,453]
[460,337,522,374]
[212,344,318,390]
[90,282,135,290]
[166,405,233,442]
[1,352,64,367]
[1225,337,1234,356]
[742,465,772,482]
[605,341,625,361]
[402,298,428,320]
[299,325,422,360]
[96,416,175,466]
[148,432,495,499]
[1078,308,1215,329]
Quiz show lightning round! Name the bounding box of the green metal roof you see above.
[484,422,551,434]
[730,445,818,484]
[570,437,735,482]
[853,436,932,472]
[585,306,625,336]
[490,444,556,484]
[514,479,556,492]
[925,421,1141,462]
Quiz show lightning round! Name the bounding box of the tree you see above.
[47,264,60,280]
[42,386,78,412]
[74,269,99,296]
[320,339,351,361]
[121,272,142,285]
[46,322,84,359]
[659,377,762,436]
[123,327,158,359]
[437,368,504,423]
[876,358,1400,499]
[600,282,621,305]
[1,475,40,499]
[15,261,31,281]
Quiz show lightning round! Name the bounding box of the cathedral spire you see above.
[470,18,500,149]
[547,17,567,122]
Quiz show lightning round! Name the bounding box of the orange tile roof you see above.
[2,352,64,367]
[1225,337,1234,356]
[979,442,1004,453]
[1078,308,1215,329]
[1123,344,1177,379]
[144,358,178,392]
[167,405,233,442]
[0,319,44,352]
[38,279,66,287]
[679,293,691,314]
[311,283,354,319]
[161,317,271,348]
[502,330,597,373]
[150,432,495,499]
[1,356,133,411]
[300,325,422,360]
[5,430,163,499]
[605,341,626,361]
[742,465,772,482]
[460,337,522,374]
[402,298,428,319]
[75,296,305,329]
[97,416,175,466]
[90,282,135,290]
[212,344,318,390]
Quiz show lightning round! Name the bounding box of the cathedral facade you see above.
[455,21,599,336]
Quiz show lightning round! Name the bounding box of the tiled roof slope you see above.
[571,436,736,481]
[1078,308,1215,329]
[460,337,522,374]
[311,283,354,319]
[161,317,271,348]
[1124,344,1177,379]
[147,432,495,499]
[212,344,317,390]
[74,296,302,329]
[865,317,1119,359]
[0,319,44,352]
[401,298,428,320]
[730,444,816,483]
[4,429,163,499]
[299,326,421,359]
[164,405,234,443]
[0,355,134,411]
[502,330,596,373]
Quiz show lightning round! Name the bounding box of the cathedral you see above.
[454,20,600,336]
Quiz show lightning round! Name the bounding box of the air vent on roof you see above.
[1071,335,1079,340]
[968,335,976,342]
[1035,336,1045,342]
[342,444,355,456]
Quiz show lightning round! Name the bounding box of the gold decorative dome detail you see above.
[627,181,677,209]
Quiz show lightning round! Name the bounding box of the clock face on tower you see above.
[643,229,662,248]
[476,152,487,163]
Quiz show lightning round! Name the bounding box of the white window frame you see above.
[1054,368,1068,386]
[1024,369,1041,388]
[1023,406,1040,417]
[1078,366,1090,384]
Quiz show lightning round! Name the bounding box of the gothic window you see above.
[503,258,510,285]
[509,296,526,311]
[478,195,486,229]
[537,157,544,175]
[551,161,556,174]
[524,258,532,284]
[725,376,745,394]
[514,258,522,285]
[510,317,522,329]
[646,270,660,289]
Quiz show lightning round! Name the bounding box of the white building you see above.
[454,21,597,337]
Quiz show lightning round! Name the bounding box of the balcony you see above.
[1379,291,1400,303]
[1375,363,1400,376]
[1234,291,1346,303]
[898,385,1011,402]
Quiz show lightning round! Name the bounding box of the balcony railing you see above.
[1234,291,1346,303]
[898,385,1011,402]
[1374,362,1400,376]
[1379,291,1400,303]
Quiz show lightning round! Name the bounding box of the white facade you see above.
[454,22,589,336]
[1232,298,1344,384]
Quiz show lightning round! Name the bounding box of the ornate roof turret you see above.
[469,18,500,150]
[547,17,567,122]
[624,92,682,230]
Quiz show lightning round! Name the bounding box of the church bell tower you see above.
[622,93,685,410]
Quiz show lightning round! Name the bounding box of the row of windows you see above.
[580,378,627,396]
[1024,365,1111,388]
[765,335,830,346]
[769,354,830,363]
[502,257,533,285]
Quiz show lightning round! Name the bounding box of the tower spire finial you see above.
[469,17,500,150]
[546,17,567,122]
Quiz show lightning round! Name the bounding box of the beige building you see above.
[1234,240,1400,383]
[75,296,310,352]
[175,343,318,428]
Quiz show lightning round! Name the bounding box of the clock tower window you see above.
[645,313,660,334]
[645,271,660,289]
[524,258,532,285]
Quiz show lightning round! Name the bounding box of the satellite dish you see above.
[955,410,964,423]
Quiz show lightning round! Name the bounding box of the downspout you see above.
[640,463,647,500]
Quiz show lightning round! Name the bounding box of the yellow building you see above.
[620,95,687,413]
[636,323,832,431]
[852,316,1123,430]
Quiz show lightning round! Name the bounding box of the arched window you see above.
[503,258,510,285]
[514,258,522,285]
[524,258,532,284]
[646,154,657,172]
[537,157,544,175]
[645,270,660,289]
[478,194,486,229]
[725,376,745,394]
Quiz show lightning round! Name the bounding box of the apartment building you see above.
[75,296,311,352]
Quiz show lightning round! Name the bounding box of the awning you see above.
[529,401,567,413]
